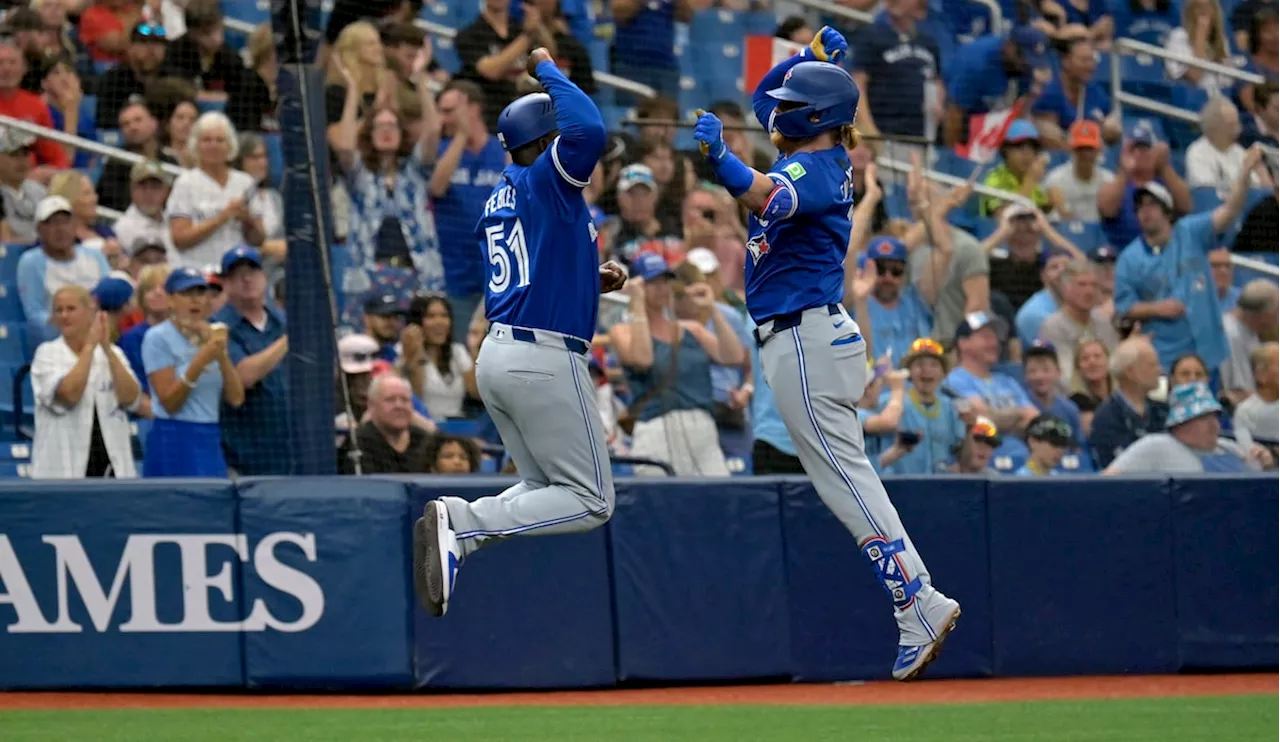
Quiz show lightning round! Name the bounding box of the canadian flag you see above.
[744,36,806,93]
[955,100,1028,164]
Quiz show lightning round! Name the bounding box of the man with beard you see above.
[98,100,177,212]
[97,22,168,125]
[862,236,932,366]
[362,291,407,362]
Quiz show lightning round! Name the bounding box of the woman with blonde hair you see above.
[325,22,392,138]
[1166,0,1238,94]
[166,111,265,270]
[117,263,172,396]
[1068,337,1114,437]
[47,170,124,265]
[30,285,142,479]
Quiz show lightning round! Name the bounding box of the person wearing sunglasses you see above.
[940,417,1002,475]
[79,0,146,64]
[0,127,45,243]
[97,23,168,137]
[1014,414,1075,476]
[861,236,932,368]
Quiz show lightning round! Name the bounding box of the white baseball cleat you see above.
[892,594,961,681]
[413,500,460,617]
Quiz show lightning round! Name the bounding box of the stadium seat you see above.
[0,324,26,367]
[221,0,269,26]
[97,129,121,148]
[0,461,31,478]
[0,440,30,462]
[437,419,481,438]
[264,132,284,188]
[1192,186,1223,213]
[434,36,461,75]
[1058,220,1106,253]
[1119,54,1173,103]
[689,10,748,45]
[0,283,22,322]
[0,243,30,278]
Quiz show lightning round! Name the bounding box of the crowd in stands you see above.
[1,0,1276,481]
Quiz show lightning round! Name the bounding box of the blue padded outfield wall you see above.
[0,475,1274,689]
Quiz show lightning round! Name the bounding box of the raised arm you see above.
[1212,145,1266,234]
[750,27,844,129]
[532,50,607,186]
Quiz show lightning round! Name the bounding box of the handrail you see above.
[223,17,255,34]
[1111,37,1266,123]
[787,0,874,25]
[0,115,185,176]
[1115,38,1266,86]
[874,155,1037,209]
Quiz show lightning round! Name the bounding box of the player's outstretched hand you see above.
[599,260,627,294]
[693,112,727,161]
[808,26,848,66]
[527,47,554,77]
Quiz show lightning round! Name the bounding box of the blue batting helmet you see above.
[497,93,557,152]
[765,61,859,140]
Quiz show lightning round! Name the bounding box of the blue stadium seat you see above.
[0,324,25,366]
[264,132,284,188]
[0,243,30,278]
[1119,54,1173,103]
[742,12,777,37]
[0,440,30,462]
[437,419,481,438]
[434,35,461,75]
[1192,186,1223,213]
[689,10,748,45]
[0,461,32,478]
[1058,220,1105,253]
[97,129,121,148]
[882,185,911,221]
[0,283,22,322]
[0,363,34,415]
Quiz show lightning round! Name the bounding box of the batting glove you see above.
[694,112,728,161]
[808,25,849,66]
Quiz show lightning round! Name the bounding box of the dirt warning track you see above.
[0,674,1273,711]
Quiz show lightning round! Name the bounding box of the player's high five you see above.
[693,27,961,681]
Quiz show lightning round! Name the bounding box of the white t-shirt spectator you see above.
[1185,137,1264,192]
[417,342,473,418]
[1219,312,1259,394]
[113,204,171,257]
[1233,394,1279,449]
[165,167,257,270]
[1107,432,1258,473]
[30,337,139,478]
[1044,163,1114,223]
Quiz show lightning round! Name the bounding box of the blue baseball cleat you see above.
[892,594,961,681]
[413,500,461,617]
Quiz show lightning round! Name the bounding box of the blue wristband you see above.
[711,150,755,198]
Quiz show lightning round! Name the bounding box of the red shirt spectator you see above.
[78,0,140,64]
[0,41,69,169]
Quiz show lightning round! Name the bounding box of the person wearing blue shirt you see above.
[17,196,112,345]
[414,50,624,619]
[211,246,292,476]
[884,337,966,475]
[42,59,96,170]
[1022,340,1095,472]
[943,26,1054,147]
[430,81,508,342]
[694,27,961,681]
[746,315,802,475]
[140,267,245,477]
[1113,0,1181,46]
[850,2,942,145]
[1013,413,1073,476]
[1013,248,1072,347]
[609,0,691,100]
[1030,37,1120,149]
[862,237,933,366]
[1113,148,1265,372]
[1097,121,1193,250]
[944,312,1039,471]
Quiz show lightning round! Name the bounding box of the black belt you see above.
[511,327,590,355]
[754,304,842,346]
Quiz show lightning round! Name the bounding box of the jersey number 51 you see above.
[486,219,531,294]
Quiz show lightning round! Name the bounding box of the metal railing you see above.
[1110,37,1266,125]
[788,0,874,26]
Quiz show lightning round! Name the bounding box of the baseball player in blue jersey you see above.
[694,27,961,680]
[413,49,627,617]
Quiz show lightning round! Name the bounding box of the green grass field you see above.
[0,695,1274,742]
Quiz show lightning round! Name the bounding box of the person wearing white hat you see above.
[16,196,112,344]
[0,127,48,242]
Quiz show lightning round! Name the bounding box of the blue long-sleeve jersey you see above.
[479,61,606,341]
